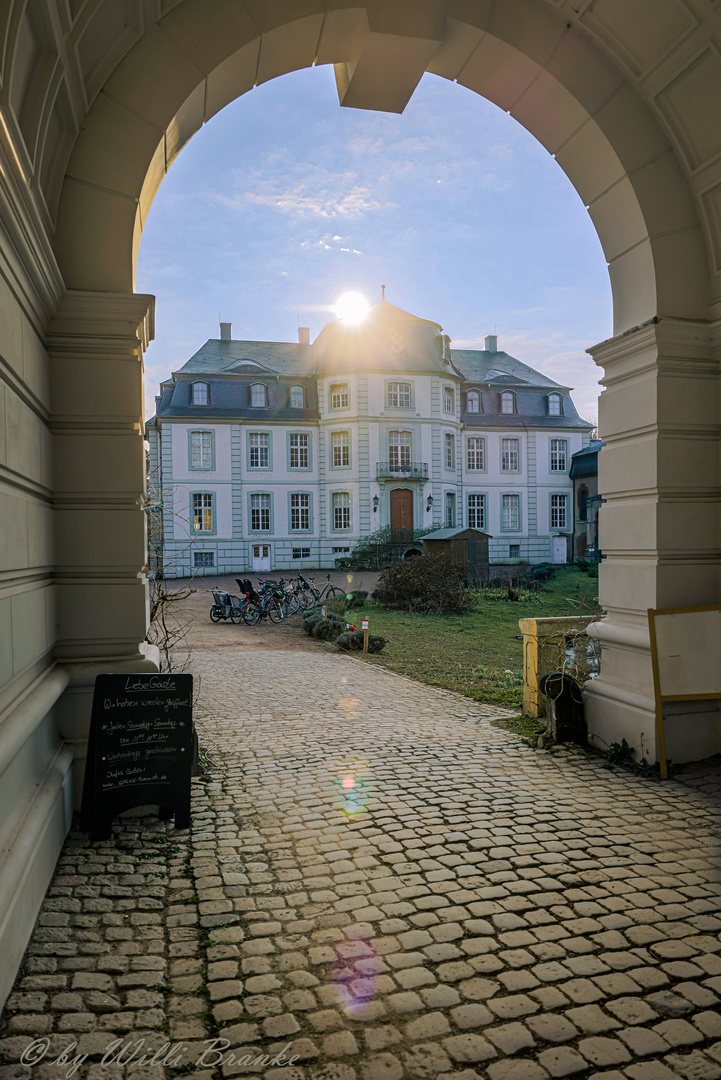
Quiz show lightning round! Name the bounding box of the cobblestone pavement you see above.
[2,648,721,1080]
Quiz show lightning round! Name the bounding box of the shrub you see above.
[373,554,472,615]
[337,630,386,653]
[345,590,368,609]
[302,610,324,634]
[325,596,349,617]
[312,615,346,641]
[480,588,543,604]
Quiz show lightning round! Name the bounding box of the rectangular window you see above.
[290,493,310,531]
[250,493,271,531]
[389,431,411,468]
[249,433,269,468]
[292,547,311,559]
[388,382,411,407]
[330,384,349,409]
[445,492,456,528]
[331,431,350,467]
[502,493,520,531]
[333,492,350,530]
[289,433,309,469]
[193,551,215,567]
[444,387,454,412]
[445,433,455,469]
[551,493,567,530]
[333,546,351,553]
[510,544,520,558]
[467,493,486,530]
[193,382,208,405]
[501,438,520,472]
[550,439,567,472]
[467,436,485,471]
[190,431,213,469]
[192,493,213,532]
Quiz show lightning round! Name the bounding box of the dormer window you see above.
[466,390,480,414]
[251,384,267,407]
[290,385,305,409]
[193,382,209,405]
[444,387,454,413]
[500,391,515,414]
[548,393,562,416]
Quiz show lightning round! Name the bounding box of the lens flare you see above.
[337,695,363,716]
[332,934,378,1016]
[332,757,371,818]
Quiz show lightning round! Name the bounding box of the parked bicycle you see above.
[304,574,345,608]
[236,579,286,624]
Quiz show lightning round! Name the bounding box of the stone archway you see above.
[48,0,720,768]
[2,0,721,1007]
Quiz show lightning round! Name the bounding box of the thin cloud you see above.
[218,179,393,219]
[347,135,384,153]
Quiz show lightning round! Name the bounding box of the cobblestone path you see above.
[2,648,721,1080]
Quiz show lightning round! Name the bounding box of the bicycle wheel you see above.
[327,586,345,601]
[297,590,310,611]
[242,600,261,626]
[265,600,285,623]
[230,605,244,624]
[210,606,222,623]
[307,589,320,608]
[285,593,300,615]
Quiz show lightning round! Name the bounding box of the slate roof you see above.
[450,349,567,389]
[570,440,604,477]
[422,527,492,540]
[149,311,592,430]
[176,338,314,376]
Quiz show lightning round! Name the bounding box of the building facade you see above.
[147,303,593,575]
[570,440,603,562]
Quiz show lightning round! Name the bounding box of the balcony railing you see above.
[376,461,429,480]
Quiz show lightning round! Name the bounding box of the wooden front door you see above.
[390,489,413,534]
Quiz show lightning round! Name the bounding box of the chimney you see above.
[298,327,310,345]
[485,334,497,353]
[220,321,232,341]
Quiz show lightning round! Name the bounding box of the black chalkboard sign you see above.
[80,672,194,841]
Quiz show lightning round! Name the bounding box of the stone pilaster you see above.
[47,291,159,795]
[585,316,721,763]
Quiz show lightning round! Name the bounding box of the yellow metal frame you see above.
[647,604,721,779]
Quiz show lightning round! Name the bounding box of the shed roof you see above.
[422,527,492,540]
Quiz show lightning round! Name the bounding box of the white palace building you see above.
[147,300,593,576]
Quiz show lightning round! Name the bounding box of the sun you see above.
[333,291,369,324]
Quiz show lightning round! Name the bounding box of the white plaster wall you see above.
[171,422,232,480]
[172,483,233,540]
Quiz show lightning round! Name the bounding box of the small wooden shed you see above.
[422,527,491,580]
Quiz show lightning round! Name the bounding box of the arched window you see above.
[289,385,304,408]
[466,390,480,413]
[251,384,267,407]
[500,391,515,414]
[548,393,562,416]
[193,382,209,405]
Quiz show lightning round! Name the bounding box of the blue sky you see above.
[138,64,611,422]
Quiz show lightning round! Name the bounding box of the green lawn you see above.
[345,567,603,709]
